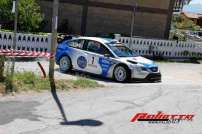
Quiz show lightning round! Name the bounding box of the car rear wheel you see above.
[113,65,129,82]
[59,56,72,72]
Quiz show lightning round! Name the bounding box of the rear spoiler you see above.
[57,34,80,43]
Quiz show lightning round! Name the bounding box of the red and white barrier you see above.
[0,31,52,58]
[0,49,52,58]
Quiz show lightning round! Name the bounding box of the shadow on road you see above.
[55,68,117,83]
[51,87,103,127]
[51,88,68,122]
[55,68,160,84]
[0,101,40,125]
[61,119,103,126]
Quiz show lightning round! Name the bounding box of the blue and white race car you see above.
[55,37,161,82]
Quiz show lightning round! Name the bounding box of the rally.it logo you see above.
[130,112,195,124]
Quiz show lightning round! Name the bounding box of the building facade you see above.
[39,0,176,39]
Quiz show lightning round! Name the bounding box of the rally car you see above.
[55,37,161,82]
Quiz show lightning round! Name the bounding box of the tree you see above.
[18,0,44,32]
[0,0,44,32]
[0,0,13,28]
[172,14,201,31]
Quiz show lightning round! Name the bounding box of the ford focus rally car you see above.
[55,37,161,82]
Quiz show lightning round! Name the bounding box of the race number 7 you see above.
[91,56,95,65]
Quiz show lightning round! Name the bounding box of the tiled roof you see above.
[182,12,202,19]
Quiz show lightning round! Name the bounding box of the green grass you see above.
[13,72,50,92]
[70,78,102,89]
[10,71,103,92]
[55,78,104,90]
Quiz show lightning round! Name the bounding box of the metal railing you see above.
[114,34,202,59]
[0,31,51,52]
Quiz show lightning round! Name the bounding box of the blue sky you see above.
[183,0,202,13]
[189,0,202,4]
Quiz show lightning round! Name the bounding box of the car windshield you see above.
[108,43,136,57]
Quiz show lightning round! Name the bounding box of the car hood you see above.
[120,56,157,68]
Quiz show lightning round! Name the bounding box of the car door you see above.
[84,40,115,77]
[67,39,88,71]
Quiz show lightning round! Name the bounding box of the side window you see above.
[87,41,101,53]
[68,40,84,49]
[100,45,112,56]
[86,41,113,56]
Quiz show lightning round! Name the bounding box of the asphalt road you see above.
[0,61,202,134]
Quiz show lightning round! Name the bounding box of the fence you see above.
[114,34,202,59]
[0,31,202,59]
[0,31,51,52]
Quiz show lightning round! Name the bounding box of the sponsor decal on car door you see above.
[86,52,101,74]
[68,39,88,71]
[85,40,105,74]
[85,40,116,76]
[98,56,115,77]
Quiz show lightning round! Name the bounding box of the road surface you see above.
[0,61,202,134]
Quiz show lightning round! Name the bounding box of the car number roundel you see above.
[77,56,87,69]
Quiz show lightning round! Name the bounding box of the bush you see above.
[169,30,187,41]
[172,14,201,31]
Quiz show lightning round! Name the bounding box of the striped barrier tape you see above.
[0,49,53,58]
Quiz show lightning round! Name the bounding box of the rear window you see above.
[68,40,84,49]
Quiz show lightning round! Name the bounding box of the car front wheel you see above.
[59,56,72,73]
[113,65,129,82]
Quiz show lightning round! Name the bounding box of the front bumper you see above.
[131,70,161,82]
[145,73,161,81]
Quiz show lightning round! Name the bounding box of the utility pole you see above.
[9,0,18,92]
[49,0,59,90]
[129,4,137,48]
[49,0,68,123]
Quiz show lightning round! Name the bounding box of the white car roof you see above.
[76,37,119,44]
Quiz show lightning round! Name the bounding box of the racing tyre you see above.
[113,65,129,82]
[59,56,72,73]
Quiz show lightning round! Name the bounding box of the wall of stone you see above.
[38,1,83,34]
[89,0,170,9]
[38,0,174,39]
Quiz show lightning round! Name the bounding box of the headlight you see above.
[136,66,147,72]
[149,67,158,72]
